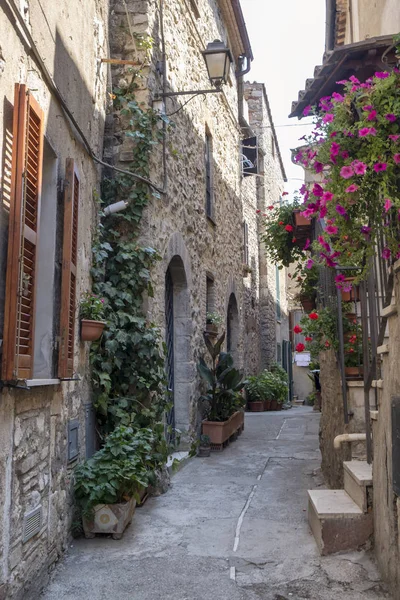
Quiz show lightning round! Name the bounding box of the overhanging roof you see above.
[218,0,253,62]
[289,35,396,119]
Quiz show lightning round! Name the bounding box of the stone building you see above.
[290,1,400,594]
[0,0,287,596]
[106,0,287,438]
[0,1,108,597]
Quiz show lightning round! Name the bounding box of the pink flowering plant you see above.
[295,57,400,280]
[80,291,106,321]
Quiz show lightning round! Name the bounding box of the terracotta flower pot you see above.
[80,319,106,341]
[82,498,136,540]
[205,323,218,337]
[345,366,363,378]
[248,401,265,412]
[300,296,316,312]
[202,411,244,447]
[294,210,311,227]
[341,278,360,302]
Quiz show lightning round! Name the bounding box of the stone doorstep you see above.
[343,461,372,513]
[343,460,372,487]
[308,490,374,556]
[308,489,363,519]
[381,303,397,318]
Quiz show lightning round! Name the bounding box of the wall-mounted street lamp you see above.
[159,40,233,100]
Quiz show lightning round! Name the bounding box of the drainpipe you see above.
[333,433,366,449]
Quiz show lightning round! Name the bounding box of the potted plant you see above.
[246,374,268,411]
[205,312,223,338]
[198,434,211,457]
[344,328,363,378]
[341,277,360,303]
[80,291,106,341]
[197,332,245,450]
[74,426,151,539]
[294,264,319,312]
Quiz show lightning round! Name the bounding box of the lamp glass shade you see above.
[202,40,233,86]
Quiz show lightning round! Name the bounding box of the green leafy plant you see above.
[74,426,153,517]
[261,198,308,267]
[245,367,288,404]
[80,292,106,321]
[197,332,245,422]
[200,434,210,447]
[206,312,223,326]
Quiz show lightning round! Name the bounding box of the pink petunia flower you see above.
[359,127,371,137]
[336,79,348,85]
[319,206,327,219]
[330,142,340,156]
[363,105,374,112]
[326,225,338,235]
[322,191,334,202]
[332,92,344,102]
[361,226,371,236]
[306,259,314,269]
[312,183,324,197]
[303,105,312,117]
[340,165,354,179]
[367,110,377,121]
[374,162,387,172]
[299,184,307,195]
[353,161,367,175]
[335,204,347,216]
[382,247,391,260]
[385,114,397,122]
[314,161,324,173]
[375,71,390,79]
[349,75,360,84]
[346,184,359,193]
[304,238,311,250]
[384,198,392,212]
[318,235,331,252]
[323,113,335,124]
[389,135,400,142]
[394,154,400,164]
[368,128,377,136]
[341,151,349,159]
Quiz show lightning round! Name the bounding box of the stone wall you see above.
[106,0,286,437]
[244,83,287,370]
[0,1,108,597]
[371,260,400,597]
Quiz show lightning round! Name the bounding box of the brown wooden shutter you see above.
[58,159,79,378]
[2,84,44,381]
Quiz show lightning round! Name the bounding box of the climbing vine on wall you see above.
[90,83,170,438]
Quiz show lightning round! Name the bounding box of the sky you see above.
[240,0,326,197]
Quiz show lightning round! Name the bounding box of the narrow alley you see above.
[41,408,390,600]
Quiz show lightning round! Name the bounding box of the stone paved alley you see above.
[41,408,391,600]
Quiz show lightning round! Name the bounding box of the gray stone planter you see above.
[82,498,136,540]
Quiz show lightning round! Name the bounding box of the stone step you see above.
[343,461,372,512]
[377,344,389,355]
[308,489,373,556]
[381,303,397,318]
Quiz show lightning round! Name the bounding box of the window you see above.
[242,136,258,177]
[206,275,215,315]
[205,132,214,219]
[243,221,249,266]
[2,84,79,382]
[189,0,200,18]
[275,264,281,320]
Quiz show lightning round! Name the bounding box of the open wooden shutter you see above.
[58,159,79,378]
[2,84,43,381]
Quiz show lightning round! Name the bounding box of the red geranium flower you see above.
[293,325,303,334]
[296,343,305,352]
[305,336,312,342]
[309,312,319,320]
[325,341,331,348]
[285,224,294,232]
[279,221,284,225]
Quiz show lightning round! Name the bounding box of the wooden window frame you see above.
[2,84,44,381]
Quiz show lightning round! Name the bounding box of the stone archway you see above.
[164,234,194,438]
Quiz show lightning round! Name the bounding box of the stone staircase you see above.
[308,460,373,555]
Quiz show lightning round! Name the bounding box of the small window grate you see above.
[22,506,42,543]
[68,419,79,462]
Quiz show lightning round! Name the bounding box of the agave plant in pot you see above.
[80,291,106,341]
[197,332,245,450]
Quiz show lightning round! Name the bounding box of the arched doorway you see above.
[227,293,239,365]
[164,255,192,441]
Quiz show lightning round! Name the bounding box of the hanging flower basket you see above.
[341,278,360,303]
[294,210,311,227]
[300,295,316,312]
[81,319,106,342]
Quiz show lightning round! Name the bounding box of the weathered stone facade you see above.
[0,1,108,597]
[106,0,286,438]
